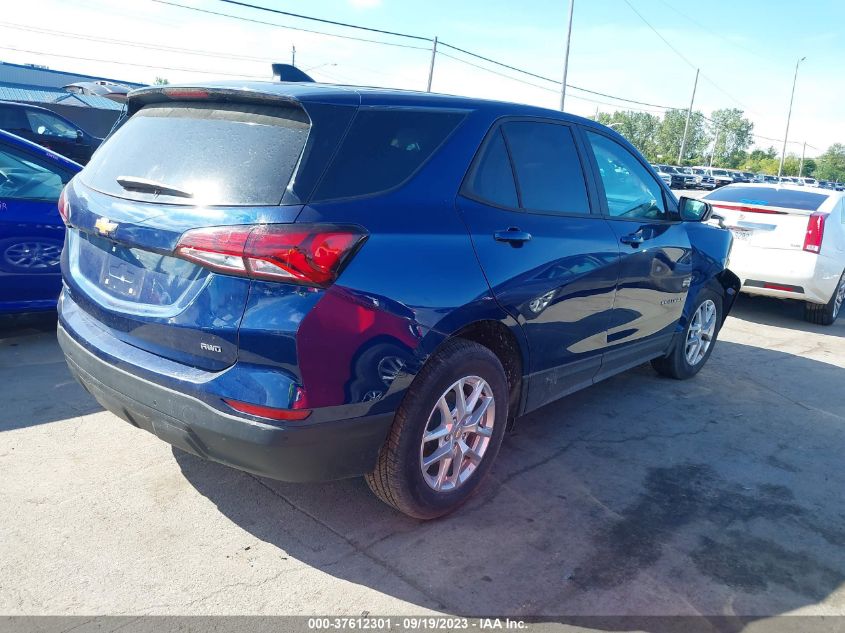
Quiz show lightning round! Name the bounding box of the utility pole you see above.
[426,36,438,92]
[778,56,806,178]
[291,45,296,67]
[678,68,699,165]
[799,141,807,177]
[709,128,720,168]
[559,0,575,111]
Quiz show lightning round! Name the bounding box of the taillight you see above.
[57,185,69,225]
[803,212,827,254]
[174,224,367,287]
[223,399,311,421]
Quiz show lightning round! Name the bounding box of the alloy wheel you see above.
[419,376,495,492]
[685,299,717,366]
[3,242,61,269]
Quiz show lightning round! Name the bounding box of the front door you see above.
[457,119,620,412]
[582,130,692,379]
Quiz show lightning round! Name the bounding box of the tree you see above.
[154,77,170,85]
[814,144,845,182]
[707,108,754,168]
[654,109,707,165]
[596,111,661,160]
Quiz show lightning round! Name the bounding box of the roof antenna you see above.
[272,64,315,83]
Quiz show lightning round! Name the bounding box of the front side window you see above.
[586,131,667,220]
[501,121,590,215]
[0,143,71,200]
[25,111,78,139]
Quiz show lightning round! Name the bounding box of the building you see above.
[0,61,145,136]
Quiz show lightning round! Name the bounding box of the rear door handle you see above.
[620,233,645,247]
[494,228,532,245]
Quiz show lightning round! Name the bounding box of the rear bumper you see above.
[729,246,842,304]
[58,323,394,482]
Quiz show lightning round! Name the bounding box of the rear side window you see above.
[312,108,465,201]
[502,121,590,215]
[81,102,310,206]
[464,129,518,208]
[705,186,828,211]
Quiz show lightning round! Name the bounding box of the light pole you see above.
[778,56,806,178]
[709,128,720,168]
[559,0,575,111]
[678,68,699,165]
[426,36,438,92]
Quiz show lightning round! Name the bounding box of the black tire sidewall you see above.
[396,346,508,515]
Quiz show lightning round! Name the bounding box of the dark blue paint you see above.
[0,129,81,314]
[57,82,738,481]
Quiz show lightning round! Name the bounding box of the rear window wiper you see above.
[116,176,194,199]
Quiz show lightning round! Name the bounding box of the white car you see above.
[703,183,845,325]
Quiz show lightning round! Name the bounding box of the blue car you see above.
[57,83,739,518]
[0,129,81,314]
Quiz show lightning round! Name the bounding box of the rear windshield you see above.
[312,108,465,202]
[705,186,829,211]
[80,102,310,206]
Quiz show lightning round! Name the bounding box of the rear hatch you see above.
[704,185,833,251]
[62,88,351,370]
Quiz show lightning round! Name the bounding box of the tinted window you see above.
[586,131,667,220]
[0,143,72,200]
[464,129,518,208]
[313,109,465,201]
[0,106,29,133]
[25,111,77,139]
[704,186,829,211]
[81,102,310,206]
[502,121,590,214]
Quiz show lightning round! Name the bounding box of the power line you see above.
[215,0,431,42]
[149,0,430,51]
[192,0,686,111]
[0,45,268,79]
[0,21,277,65]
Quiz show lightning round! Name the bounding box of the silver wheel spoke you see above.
[685,299,717,366]
[454,379,468,420]
[423,424,449,443]
[462,395,492,433]
[423,442,452,470]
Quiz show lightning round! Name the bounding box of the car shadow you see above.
[172,338,845,627]
[729,293,845,338]
[0,312,103,431]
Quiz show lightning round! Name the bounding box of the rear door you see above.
[582,129,692,376]
[0,139,72,311]
[457,119,620,412]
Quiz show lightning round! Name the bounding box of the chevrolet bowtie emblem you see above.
[95,217,118,236]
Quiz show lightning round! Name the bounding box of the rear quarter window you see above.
[705,186,829,211]
[80,102,310,206]
[311,108,465,202]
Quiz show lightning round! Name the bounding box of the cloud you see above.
[348,0,382,8]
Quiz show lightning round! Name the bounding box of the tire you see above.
[804,272,845,326]
[365,338,509,519]
[651,289,723,380]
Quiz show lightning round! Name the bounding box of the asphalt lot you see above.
[3,285,845,620]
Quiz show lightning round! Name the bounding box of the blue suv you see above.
[57,83,739,518]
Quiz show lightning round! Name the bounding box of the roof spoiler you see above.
[272,64,315,83]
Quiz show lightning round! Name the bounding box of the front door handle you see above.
[494,227,532,246]
[620,233,645,247]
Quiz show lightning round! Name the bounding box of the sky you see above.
[3,0,843,158]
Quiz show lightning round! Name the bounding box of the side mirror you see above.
[679,196,713,222]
